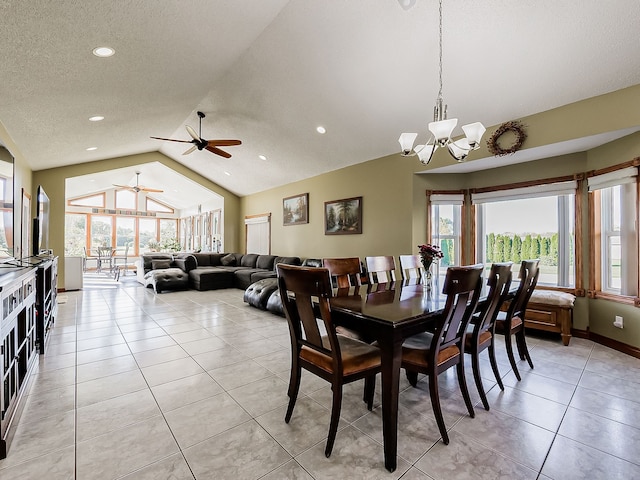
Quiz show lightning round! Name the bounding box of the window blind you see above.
[587,166,638,191]
[471,180,577,204]
[429,193,464,205]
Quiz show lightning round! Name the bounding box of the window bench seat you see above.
[525,290,576,346]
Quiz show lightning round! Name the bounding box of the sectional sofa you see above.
[136,252,301,293]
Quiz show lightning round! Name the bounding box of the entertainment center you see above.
[0,147,59,458]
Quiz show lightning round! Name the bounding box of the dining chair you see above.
[401,263,484,445]
[399,254,424,280]
[277,264,381,457]
[82,247,97,272]
[113,244,130,276]
[465,262,512,410]
[494,259,540,381]
[323,257,372,341]
[322,257,364,288]
[365,255,397,284]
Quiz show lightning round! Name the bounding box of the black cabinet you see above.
[0,267,37,459]
[35,256,57,354]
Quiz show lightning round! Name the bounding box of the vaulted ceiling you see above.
[1,0,640,201]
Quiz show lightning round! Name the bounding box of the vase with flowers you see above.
[418,243,444,290]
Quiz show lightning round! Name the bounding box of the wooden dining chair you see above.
[399,254,424,280]
[365,255,397,284]
[401,264,484,445]
[276,264,381,457]
[495,259,540,381]
[322,257,364,288]
[465,262,512,410]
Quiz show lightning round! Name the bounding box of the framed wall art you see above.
[324,196,362,235]
[283,193,309,226]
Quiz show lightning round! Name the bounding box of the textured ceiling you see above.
[1,0,640,200]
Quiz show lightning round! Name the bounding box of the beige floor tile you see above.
[151,372,224,412]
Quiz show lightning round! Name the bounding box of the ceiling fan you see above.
[113,171,163,193]
[151,111,242,158]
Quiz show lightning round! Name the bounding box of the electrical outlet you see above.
[613,315,624,329]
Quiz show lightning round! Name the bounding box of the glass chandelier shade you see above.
[398,0,485,165]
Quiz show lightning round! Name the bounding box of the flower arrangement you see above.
[418,244,444,270]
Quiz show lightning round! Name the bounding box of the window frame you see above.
[588,161,640,305]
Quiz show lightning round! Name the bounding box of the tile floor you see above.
[1,276,640,479]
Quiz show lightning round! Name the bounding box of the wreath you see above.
[487,120,527,156]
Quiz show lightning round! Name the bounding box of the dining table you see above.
[329,277,511,472]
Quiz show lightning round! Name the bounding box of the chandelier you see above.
[398,0,485,165]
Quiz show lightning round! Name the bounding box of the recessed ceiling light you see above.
[224,171,231,176]
[89,115,104,122]
[86,147,98,151]
[258,154,267,161]
[316,126,326,134]
[92,46,115,57]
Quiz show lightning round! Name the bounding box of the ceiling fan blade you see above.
[186,125,200,142]
[112,184,135,190]
[182,145,197,155]
[207,139,242,147]
[150,136,193,144]
[205,145,232,158]
[139,186,164,193]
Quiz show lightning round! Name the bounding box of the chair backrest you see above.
[322,257,363,288]
[365,256,396,284]
[399,254,424,280]
[507,259,540,321]
[432,264,484,352]
[277,264,342,369]
[475,262,512,334]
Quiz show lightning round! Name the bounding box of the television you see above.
[33,185,50,256]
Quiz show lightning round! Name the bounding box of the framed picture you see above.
[324,196,362,235]
[283,193,309,226]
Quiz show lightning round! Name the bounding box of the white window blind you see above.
[430,193,464,205]
[471,180,577,204]
[245,214,271,254]
[587,166,638,191]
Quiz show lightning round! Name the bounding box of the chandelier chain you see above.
[437,0,443,100]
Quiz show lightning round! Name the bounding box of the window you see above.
[159,219,178,250]
[428,194,463,277]
[147,197,173,213]
[65,214,87,256]
[115,217,135,254]
[91,215,113,248]
[473,181,577,288]
[115,189,136,209]
[139,218,158,253]
[68,193,105,207]
[588,166,638,298]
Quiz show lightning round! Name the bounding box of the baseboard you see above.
[572,327,640,359]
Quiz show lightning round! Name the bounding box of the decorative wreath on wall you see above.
[486,120,527,156]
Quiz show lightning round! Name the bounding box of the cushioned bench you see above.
[524,290,576,345]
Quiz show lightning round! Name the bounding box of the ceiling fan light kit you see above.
[151,111,241,158]
[398,0,485,165]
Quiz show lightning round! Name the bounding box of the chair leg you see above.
[504,332,522,381]
[471,349,490,411]
[515,329,534,369]
[363,375,376,410]
[428,372,449,445]
[406,369,418,387]
[456,361,475,418]
[285,364,302,423]
[487,341,504,391]
[325,383,343,457]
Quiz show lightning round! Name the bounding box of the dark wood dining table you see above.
[329,280,446,472]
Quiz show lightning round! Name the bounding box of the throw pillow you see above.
[151,259,172,270]
[221,253,236,266]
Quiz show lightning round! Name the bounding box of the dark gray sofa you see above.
[136,252,301,292]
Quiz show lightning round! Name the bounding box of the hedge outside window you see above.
[472,180,577,288]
